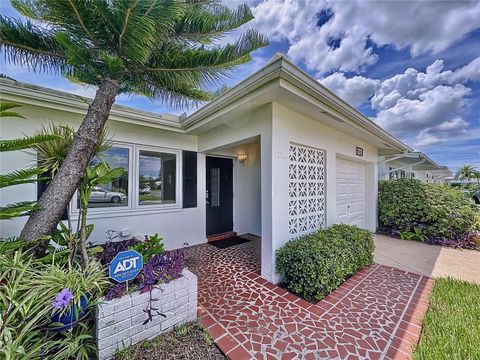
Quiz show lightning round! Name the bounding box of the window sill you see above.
[70,206,186,221]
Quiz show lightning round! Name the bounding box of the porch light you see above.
[238,153,247,165]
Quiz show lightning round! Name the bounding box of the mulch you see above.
[115,322,226,360]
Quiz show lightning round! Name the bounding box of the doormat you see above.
[210,236,250,249]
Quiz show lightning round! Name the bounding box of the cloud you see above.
[252,0,480,75]
[374,84,471,133]
[319,73,380,107]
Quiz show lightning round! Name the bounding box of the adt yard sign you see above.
[109,250,143,283]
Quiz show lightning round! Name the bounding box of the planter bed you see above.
[113,321,225,360]
[96,269,197,360]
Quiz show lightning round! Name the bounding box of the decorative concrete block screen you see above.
[96,269,197,360]
[288,143,326,236]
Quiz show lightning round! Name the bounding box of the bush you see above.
[276,224,374,302]
[378,179,480,248]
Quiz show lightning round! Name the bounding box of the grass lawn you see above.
[114,321,225,360]
[414,277,480,360]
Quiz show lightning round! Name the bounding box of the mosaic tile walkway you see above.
[185,241,433,360]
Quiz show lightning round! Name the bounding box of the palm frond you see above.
[0,201,39,219]
[174,3,255,44]
[145,28,267,86]
[0,101,24,114]
[0,16,67,74]
[0,168,46,188]
[0,134,61,152]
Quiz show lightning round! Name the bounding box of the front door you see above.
[206,156,233,236]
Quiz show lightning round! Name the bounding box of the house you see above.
[379,152,452,183]
[1,54,415,281]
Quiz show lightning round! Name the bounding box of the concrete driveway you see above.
[374,234,480,284]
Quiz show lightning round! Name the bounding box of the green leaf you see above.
[0,134,62,152]
[0,167,46,188]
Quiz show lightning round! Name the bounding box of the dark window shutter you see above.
[182,151,197,208]
[37,170,68,220]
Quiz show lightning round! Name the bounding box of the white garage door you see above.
[336,157,366,228]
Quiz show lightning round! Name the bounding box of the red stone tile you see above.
[227,345,251,360]
[208,323,227,340]
[199,314,216,329]
[217,334,240,355]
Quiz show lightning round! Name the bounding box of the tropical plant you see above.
[456,165,476,181]
[0,250,108,360]
[0,101,60,219]
[0,0,267,246]
[31,259,109,314]
[130,233,165,261]
[77,161,125,267]
[0,250,57,359]
[398,227,428,242]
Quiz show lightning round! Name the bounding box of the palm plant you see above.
[0,101,60,219]
[0,0,267,245]
[456,165,476,181]
[31,123,115,266]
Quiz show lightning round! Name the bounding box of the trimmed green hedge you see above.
[276,224,374,302]
[378,179,479,243]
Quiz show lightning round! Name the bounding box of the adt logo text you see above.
[109,250,143,283]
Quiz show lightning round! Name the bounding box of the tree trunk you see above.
[20,78,120,250]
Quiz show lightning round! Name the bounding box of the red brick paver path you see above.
[185,241,433,360]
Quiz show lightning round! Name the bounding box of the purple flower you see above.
[52,288,74,309]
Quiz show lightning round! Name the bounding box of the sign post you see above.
[109,250,143,284]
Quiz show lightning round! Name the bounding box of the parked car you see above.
[473,190,480,204]
[88,186,126,203]
[139,184,151,194]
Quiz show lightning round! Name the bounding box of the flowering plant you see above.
[52,288,74,309]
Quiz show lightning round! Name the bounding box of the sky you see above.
[1,1,479,172]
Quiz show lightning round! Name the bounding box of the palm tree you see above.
[0,0,267,244]
[456,165,476,181]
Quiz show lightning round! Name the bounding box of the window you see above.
[138,150,177,206]
[85,147,129,208]
[210,167,220,207]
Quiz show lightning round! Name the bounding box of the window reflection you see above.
[86,147,129,208]
[211,167,220,207]
[138,150,176,205]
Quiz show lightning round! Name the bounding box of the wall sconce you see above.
[238,153,247,165]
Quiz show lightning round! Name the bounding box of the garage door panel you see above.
[336,157,366,228]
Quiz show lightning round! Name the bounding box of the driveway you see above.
[186,241,432,360]
[374,234,480,284]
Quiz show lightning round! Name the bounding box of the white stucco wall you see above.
[0,103,206,250]
[269,102,379,281]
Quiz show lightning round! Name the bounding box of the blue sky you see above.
[1,1,479,172]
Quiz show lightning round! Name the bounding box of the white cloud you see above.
[319,72,380,107]
[437,117,469,131]
[370,57,480,138]
[374,84,471,133]
[252,0,480,75]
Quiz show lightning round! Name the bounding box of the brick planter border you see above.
[96,269,197,359]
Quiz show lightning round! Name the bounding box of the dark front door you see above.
[206,156,233,236]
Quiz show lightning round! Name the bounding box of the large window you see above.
[138,150,177,206]
[86,147,130,208]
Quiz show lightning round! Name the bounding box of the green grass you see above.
[413,277,480,360]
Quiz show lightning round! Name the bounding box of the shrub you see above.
[276,224,374,302]
[378,179,480,248]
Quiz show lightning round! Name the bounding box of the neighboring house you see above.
[1,55,414,281]
[379,152,451,183]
